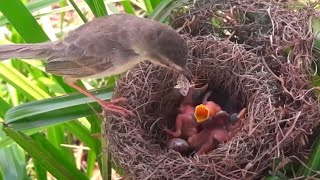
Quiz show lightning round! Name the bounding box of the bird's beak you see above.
[194,104,210,123]
[171,65,192,82]
[180,67,192,82]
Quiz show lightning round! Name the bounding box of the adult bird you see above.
[0,13,190,116]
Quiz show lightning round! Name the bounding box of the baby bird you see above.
[188,108,246,155]
[187,127,230,155]
[163,84,208,139]
[193,91,222,123]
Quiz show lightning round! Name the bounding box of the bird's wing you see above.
[45,20,139,78]
[45,56,114,78]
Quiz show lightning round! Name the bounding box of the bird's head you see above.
[144,25,191,80]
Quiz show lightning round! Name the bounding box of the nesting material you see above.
[104,0,320,179]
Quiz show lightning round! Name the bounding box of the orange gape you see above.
[194,104,209,123]
[194,96,222,123]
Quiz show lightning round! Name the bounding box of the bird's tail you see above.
[0,42,54,61]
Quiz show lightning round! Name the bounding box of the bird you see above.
[0,13,190,116]
[163,84,209,139]
[193,91,222,123]
[188,108,247,155]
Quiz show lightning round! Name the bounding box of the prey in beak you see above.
[173,66,194,96]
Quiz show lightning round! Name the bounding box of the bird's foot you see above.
[99,98,135,117]
[163,128,181,138]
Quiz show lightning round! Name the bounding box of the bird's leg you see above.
[196,141,215,155]
[65,78,134,116]
[163,114,188,137]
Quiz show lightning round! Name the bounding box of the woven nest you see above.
[104,0,320,179]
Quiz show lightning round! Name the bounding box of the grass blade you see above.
[86,150,96,177]
[299,134,320,176]
[150,0,162,8]
[0,97,11,118]
[4,87,113,131]
[85,0,108,17]
[0,0,49,42]
[121,0,135,14]
[143,0,153,14]
[88,116,104,178]
[33,160,47,180]
[0,126,49,148]
[65,121,96,150]
[0,63,49,100]
[47,125,77,167]
[69,0,88,23]
[148,0,189,23]
[0,0,61,25]
[0,144,29,180]
[0,124,29,180]
[2,125,88,180]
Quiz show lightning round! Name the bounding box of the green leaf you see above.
[263,171,288,180]
[0,0,49,43]
[0,63,49,100]
[0,97,11,118]
[86,150,96,177]
[0,125,29,180]
[69,0,88,23]
[65,121,96,150]
[150,0,162,8]
[33,160,47,180]
[0,0,62,26]
[121,0,135,14]
[26,0,61,13]
[0,145,29,180]
[299,134,320,176]
[85,0,108,17]
[263,175,282,180]
[0,126,49,148]
[0,105,28,180]
[313,17,320,50]
[143,0,153,14]
[4,87,113,131]
[88,116,104,178]
[47,125,77,168]
[2,125,88,180]
[148,0,189,23]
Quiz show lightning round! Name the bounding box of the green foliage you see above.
[3,125,88,180]
[148,0,189,23]
[84,0,107,17]
[121,0,135,15]
[0,0,49,42]
[298,134,320,177]
[0,123,29,180]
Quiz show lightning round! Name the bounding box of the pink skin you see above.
[188,109,246,155]
[189,128,239,155]
[165,83,247,154]
[164,85,209,139]
[188,128,233,155]
[201,91,222,119]
[164,105,199,139]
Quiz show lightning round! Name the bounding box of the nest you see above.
[104,0,320,179]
